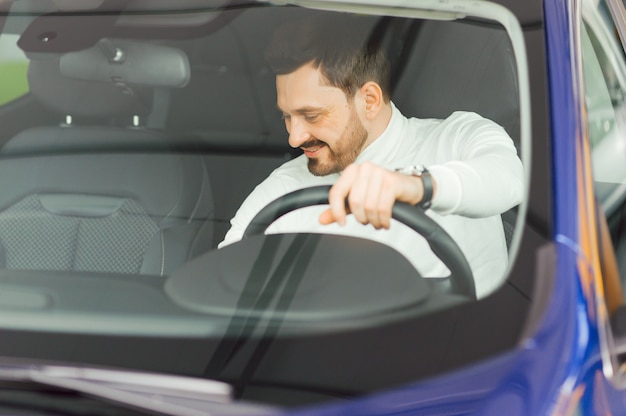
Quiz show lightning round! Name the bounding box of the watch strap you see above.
[394,166,433,209]
[419,168,433,209]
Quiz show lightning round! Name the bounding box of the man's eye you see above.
[282,114,291,121]
[304,114,319,122]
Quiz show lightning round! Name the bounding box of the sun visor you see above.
[59,39,190,88]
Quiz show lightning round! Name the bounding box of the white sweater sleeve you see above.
[426,112,524,218]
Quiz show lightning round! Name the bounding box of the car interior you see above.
[1,6,522,257]
[0,3,553,408]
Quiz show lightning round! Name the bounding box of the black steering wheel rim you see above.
[243,185,476,300]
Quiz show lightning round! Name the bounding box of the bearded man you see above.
[219,15,523,299]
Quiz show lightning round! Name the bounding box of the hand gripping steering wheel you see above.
[242,185,476,300]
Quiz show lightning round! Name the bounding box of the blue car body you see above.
[0,0,625,414]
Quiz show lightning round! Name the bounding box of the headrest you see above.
[27,39,190,118]
[393,20,520,144]
[28,58,146,117]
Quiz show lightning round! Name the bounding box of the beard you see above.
[305,108,369,176]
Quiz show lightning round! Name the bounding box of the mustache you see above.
[299,139,326,150]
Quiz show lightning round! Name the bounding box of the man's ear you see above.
[359,81,384,120]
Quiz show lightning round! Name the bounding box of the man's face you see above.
[276,62,369,176]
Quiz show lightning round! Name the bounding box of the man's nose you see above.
[287,118,311,148]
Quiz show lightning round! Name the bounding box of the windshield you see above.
[0,0,539,411]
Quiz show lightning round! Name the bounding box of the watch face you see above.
[396,166,425,176]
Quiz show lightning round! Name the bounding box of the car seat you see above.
[391,18,521,248]
[0,40,215,276]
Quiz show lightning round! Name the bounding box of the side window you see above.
[0,34,29,105]
[582,0,626,294]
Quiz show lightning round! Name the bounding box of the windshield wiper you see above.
[0,363,275,416]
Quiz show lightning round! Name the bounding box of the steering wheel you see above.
[242,185,476,300]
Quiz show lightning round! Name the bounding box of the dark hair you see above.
[265,14,391,101]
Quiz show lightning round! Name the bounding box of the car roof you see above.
[2,0,545,25]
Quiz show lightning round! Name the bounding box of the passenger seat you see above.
[0,41,214,276]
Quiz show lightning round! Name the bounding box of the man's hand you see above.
[318,161,431,229]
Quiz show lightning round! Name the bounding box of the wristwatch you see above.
[395,165,433,209]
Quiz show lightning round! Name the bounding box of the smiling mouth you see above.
[300,140,327,157]
[302,146,324,157]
